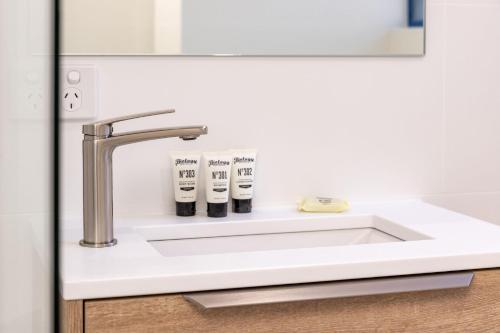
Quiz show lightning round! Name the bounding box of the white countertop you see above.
[60,200,500,300]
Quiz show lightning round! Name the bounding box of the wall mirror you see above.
[62,0,425,56]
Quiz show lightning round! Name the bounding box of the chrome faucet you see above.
[80,109,208,248]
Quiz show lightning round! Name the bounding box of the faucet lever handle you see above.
[82,109,175,137]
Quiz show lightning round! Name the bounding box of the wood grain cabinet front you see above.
[61,269,500,333]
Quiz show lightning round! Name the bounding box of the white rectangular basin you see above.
[150,228,401,257]
[147,215,429,258]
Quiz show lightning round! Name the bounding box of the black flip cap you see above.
[207,202,228,218]
[176,201,196,217]
[232,199,252,213]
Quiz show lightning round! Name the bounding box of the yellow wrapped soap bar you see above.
[298,197,349,213]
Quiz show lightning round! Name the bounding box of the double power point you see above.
[60,66,97,120]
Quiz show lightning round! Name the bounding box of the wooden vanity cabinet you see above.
[61,269,500,333]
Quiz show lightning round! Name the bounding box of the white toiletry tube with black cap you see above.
[170,151,201,216]
[231,149,257,213]
[203,151,233,218]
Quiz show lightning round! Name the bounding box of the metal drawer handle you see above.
[184,271,474,309]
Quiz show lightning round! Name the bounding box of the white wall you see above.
[424,0,500,224]
[61,0,500,226]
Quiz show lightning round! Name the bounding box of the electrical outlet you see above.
[12,70,49,120]
[62,87,82,112]
[60,65,97,120]
[26,88,44,113]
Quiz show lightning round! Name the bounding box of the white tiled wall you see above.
[61,0,500,225]
[424,0,500,224]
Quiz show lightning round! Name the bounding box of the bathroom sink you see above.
[146,215,429,258]
[150,227,401,257]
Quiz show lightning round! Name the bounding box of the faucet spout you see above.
[80,110,208,248]
[103,125,208,149]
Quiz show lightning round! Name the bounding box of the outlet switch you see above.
[67,70,81,84]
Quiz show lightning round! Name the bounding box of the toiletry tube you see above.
[231,149,257,213]
[170,151,201,216]
[203,151,232,218]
